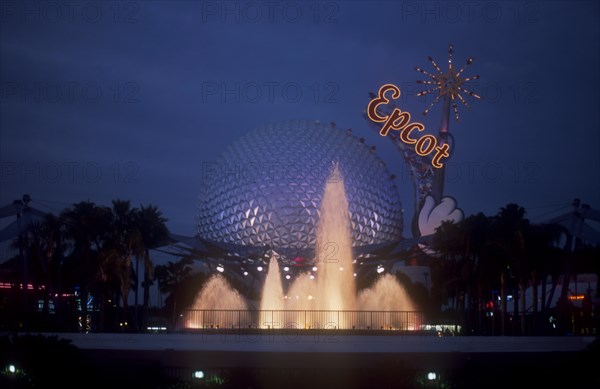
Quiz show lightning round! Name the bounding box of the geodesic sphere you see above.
[196,120,403,251]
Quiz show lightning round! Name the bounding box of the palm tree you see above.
[22,213,65,327]
[155,257,193,328]
[431,213,496,333]
[61,201,112,332]
[490,203,529,335]
[431,219,465,320]
[460,213,493,334]
[134,204,170,331]
[109,199,142,330]
[525,222,565,333]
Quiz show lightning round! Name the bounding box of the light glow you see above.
[415,44,480,122]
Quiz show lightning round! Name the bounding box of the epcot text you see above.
[367,84,450,169]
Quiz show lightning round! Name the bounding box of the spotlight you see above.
[427,372,437,380]
[216,265,224,273]
[284,267,290,272]
[243,271,248,276]
[377,266,384,274]
[257,266,263,272]
[193,370,205,379]
[312,266,318,272]
[8,364,16,374]
[285,275,291,280]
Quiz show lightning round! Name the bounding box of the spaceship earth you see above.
[196,120,404,251]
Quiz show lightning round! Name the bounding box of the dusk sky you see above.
[1,0,599,246]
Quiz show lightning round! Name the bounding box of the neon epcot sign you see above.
[367,84,450,169]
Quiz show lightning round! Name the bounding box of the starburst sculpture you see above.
[415,44,480,121]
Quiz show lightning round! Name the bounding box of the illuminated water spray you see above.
[260,253,285,311]
[258,162,356,315]
[187,163,418,330]
[314,162,357,312]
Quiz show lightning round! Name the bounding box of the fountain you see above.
[186,163,419,331]
[314,164,357,312]
[186,274,249,329]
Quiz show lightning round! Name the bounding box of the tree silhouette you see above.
[134,204,170,331]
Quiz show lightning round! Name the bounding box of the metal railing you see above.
[175,309,425,332]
